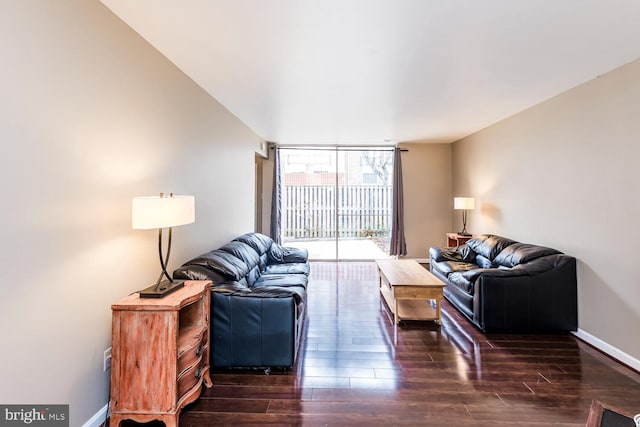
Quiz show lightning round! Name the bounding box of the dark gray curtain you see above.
[269,147,282,244]
[390,147,407,256]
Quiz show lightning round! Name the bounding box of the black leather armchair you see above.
[173,233,309,368]
[430,234,577,332]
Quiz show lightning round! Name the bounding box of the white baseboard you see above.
[82,404,108,427]
[573,328,640,372]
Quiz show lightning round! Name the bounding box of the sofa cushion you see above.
[475,255,496,269]
[429,246,461,263]
[267,242,284,263]
[254,273,308,289]
[184,249,250,282]
[430,245,476,263]
[258,253,268,270]
[264,262,311,276]
[246,265,262,287]
[494,243,562,268]
[513,254,571,275]
[466,234,517,261]
[459,245,477,263]
[448,271,474,294]
[282,246,309,263]
[219,241,261,270]
[432,260,478,276]
[233,232,273,256]
[173,264,228,283]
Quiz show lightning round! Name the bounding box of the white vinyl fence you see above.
[283,185,392,239]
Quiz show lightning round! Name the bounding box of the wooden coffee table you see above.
[376,259,444,343]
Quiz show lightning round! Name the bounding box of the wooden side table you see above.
[110,280,212,427]
[446,232,473,247]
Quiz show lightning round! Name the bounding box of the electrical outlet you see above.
[103,347,112,372]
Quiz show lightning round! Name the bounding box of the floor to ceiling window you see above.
[280,147,394,261]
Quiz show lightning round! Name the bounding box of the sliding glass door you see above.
[280,147,393,261]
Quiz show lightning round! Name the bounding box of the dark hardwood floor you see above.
[136,262,640,426]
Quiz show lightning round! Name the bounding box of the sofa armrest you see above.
[213,281,304,305]
[473,256,577,332]
[267,242,309,265]
[461,267,527,282]
[430,244,478,263]
[211,290,301,367]
[429,246,462,262]
[173,264,227,282]
[282,246,309,263]
[462,254,574,282]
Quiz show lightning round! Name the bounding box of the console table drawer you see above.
[178,356,208,398]
[178,327,207,375]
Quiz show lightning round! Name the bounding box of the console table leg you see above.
[203,370,213,388]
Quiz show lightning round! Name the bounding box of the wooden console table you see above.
[110,280,212,427]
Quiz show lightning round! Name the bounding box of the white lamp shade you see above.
[454,197,475,210]
[132,195,195,229]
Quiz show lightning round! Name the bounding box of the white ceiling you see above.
[100,0,640,145]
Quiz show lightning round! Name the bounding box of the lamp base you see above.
[139,280,185,298]
[458,231,472,236]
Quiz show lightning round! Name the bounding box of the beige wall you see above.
[452,58,640,363]
[0,1,262,424]
[399,143,452,258]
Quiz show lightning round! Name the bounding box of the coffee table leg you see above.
[394,299,399,345]
[436,298,441,325]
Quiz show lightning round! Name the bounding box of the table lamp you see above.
[132,193,195,298]
[454,197,475,236]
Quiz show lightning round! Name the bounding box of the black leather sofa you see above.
[429,234,577,332]
[173,232,309,368]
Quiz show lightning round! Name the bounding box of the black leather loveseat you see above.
[173,232,309,368]
[430,234,577,332]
